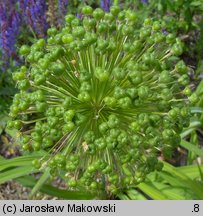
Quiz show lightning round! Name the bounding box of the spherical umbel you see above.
[9,6,191,195]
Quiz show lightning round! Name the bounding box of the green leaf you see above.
[137,182,169,200]
[159,171,200,199]
[0,166,37,184]
[161,187,194,200]
[180,121,201,138]
[29,168,50,198]
[5,128,19,140]
[180,140,203,157]
[0,153,44,171]
[141,163,203,200]
[177,164,203,178]
[163,162,203,199]
[195,61,203,77]
[117,193,131,200]
[197,162,203,181]
[126,189,147,200]
[17,176,98,200]
[190,107,203,114]
[159,171,184,187]
[0,114,9,134]
[190,1,203,10]
[150,174,195,199]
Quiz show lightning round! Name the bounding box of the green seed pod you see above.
[95,67,109,81]
[19,45,30,56]
[47,27,57,36]
[175,60,188,74]
[62,34,74,44]
[93,8,105,20]
[82,6,93,15]
[10,7,191,195]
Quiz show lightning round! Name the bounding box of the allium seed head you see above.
[10,6,191,194]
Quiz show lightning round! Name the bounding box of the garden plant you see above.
[0,0,203,200]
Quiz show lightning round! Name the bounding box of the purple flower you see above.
[58,0,69,25]
[163,29,168,35]
[141,0,149,4]
[0,4,7,24]
[20,0,48,38]
[19,0,27,11]
[76,13,82,19]
[100,0,111,12]
[0,2,21,71]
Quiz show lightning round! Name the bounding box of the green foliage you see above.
[17,176,99,200]
[118,162,203,200]
[0,153,39,184]
[0,66,17,114]
[0,154,98,199]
